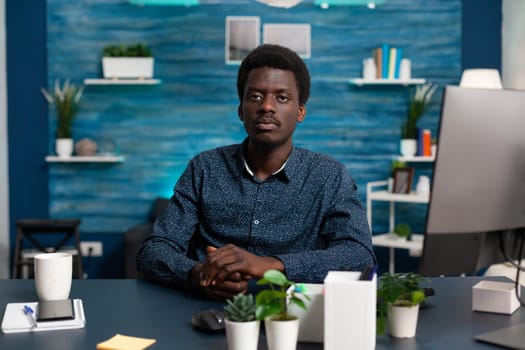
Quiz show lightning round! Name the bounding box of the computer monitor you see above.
[420,86,525,276]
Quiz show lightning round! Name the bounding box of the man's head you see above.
[237,44,310,106]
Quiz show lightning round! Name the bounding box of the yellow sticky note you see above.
[96,334,157,350]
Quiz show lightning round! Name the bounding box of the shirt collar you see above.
[236,138,300,182]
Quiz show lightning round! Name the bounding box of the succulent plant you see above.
[224,293,256,322]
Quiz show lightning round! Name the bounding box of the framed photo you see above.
[225,16,260,65]
[393,168,414,194]
[263,23,311,58]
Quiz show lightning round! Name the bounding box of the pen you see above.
[359,265,377,281]
[23,305,37,328]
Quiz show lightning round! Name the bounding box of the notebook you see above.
[1,298,85,334]
[473,323,525,350]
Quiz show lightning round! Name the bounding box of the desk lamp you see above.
[459,69,503,89]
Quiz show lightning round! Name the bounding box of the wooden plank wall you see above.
[46,0,461,238]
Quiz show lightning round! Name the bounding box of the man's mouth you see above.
[255,118,278,131]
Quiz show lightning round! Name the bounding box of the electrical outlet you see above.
[80,241,103,257]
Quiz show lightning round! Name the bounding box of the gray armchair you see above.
[124,198,169,278]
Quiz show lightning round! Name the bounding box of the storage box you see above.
[290,283,324,343]
[323,271,376,350]
[472,280,520,315]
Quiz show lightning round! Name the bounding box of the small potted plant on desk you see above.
[400,84,437,157]
[377,272,429,338]
[256,269,309,350]
[224,293,260,350]
[41,79,84,158]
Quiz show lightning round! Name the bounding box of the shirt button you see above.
[253,219,260,225]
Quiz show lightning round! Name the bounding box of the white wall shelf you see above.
[396,155,435,162]
[45,155,125,163]
[366,180,427,273]
[349,78,426,86]
[83,78,161,86]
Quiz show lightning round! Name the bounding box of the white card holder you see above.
[324,271,376,350]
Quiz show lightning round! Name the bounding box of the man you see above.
[137,44,375,299]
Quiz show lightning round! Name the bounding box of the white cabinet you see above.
[366,180,429,273]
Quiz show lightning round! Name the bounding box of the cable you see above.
[499,230,525,272]
[514,231,525,307]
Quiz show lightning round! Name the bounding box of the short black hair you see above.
[237,44,311,106]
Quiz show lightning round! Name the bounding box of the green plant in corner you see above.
[224,293,256,322]
[40,79,84,139]
[255,269,309,321]
[377,272,429,335]
[401,84,438,139]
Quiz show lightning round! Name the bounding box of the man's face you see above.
[238,67,306,147]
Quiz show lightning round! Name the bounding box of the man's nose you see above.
[260,94,276,112]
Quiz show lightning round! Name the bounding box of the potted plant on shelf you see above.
[41,79,84,158]
[102,43,154,80]
[256,269,309,350]
[224,293,260,350]
[377,272,429,338]
[400,83,437,157]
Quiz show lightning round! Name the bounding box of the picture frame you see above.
[263,23,311,58]
[225,16,260,65]
[392,167,414,194]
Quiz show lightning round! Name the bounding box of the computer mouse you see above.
[191,309,226,333]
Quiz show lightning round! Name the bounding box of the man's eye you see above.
[248,94,262,101]
[277,95,289,102]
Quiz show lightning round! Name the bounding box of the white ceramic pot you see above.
[415,176,431,196]
[265,317,299,350]
[225,319,260,350]
[388,304,420,338]
[400,139,417,157]
[55,138,73,158]
[102,57,154,79]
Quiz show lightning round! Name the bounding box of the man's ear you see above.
[297,105,306,123]
[237,104,243,121]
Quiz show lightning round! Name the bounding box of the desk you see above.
[0,277,523,349]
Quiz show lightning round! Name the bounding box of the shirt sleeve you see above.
[275,167,376,283]
[136,160,200,290]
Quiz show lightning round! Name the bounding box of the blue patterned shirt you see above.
[137,140,375,289]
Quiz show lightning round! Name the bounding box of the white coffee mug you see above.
[34,252,73,301]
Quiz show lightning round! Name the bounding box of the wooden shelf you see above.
[83,78,161,86]
[45,155,125,163]
[348,78,426,86]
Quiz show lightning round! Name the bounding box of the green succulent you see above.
[224,293,256,322]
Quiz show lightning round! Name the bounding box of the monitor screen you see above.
[421,86,525,276]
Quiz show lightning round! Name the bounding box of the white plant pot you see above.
[388,304,420,338]
[265,317,299,350]
[102,57,154,79]
[225,319,260,350]
[400,139,417,157]
[55,138,73,158]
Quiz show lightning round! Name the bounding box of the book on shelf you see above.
[373,47,382,79]
[417,128,432,156]
[373,44,404,80]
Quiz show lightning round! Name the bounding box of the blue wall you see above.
[6,0,501,277]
